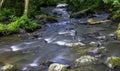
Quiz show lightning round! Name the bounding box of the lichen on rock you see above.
[74,55,99,67]
[106,56,120,69]
[48,63,69,71]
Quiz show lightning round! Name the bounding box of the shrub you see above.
[19,15,39,31]
[0,24,8,35]
[0,8,11,21]
[7,20,20,33]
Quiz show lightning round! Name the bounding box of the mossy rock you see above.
[48,63,69,71]
[0,64,18,71]
[74,55,99,67]
[70,9,93,18]
[106,57,120,69]
[35,14,57,23]
[87,18,100,25]
[115,30,120,40]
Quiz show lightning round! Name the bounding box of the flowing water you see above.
[0,5,120,71]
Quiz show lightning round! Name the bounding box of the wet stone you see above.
[74,55,99,67]
[48,63,70,71]
[105,56,120,69]
[57,3,68,8]
[89,41,99,47]
[87,46,107,57]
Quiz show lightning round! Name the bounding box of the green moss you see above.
[7,21,20,33]
[19,15,40,31]
[0,8,11,21]
[36,14,57,23]
[107,57,120,68]
[0,24,8,35]
[0,15,40,35]
[115,23,120,40]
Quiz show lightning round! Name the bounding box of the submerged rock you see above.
[74,55,99,67]
[106,56,120,69]
[48,63,69,71]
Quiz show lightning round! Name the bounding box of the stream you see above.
[0,4,120,71]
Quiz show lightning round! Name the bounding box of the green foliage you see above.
[107,57,120,68]
[103,0,120,20]
[0,15,40,35]
[115,23,120,40]
[0,8,11,21]
[0,24,8,35]
[7,20,20,33]
[19,15,39,31]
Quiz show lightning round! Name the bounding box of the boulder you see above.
[95,36,107,40]
[87,47,107,57]
[57,3,68,8]
[89,41,99,47]
[66,42,85,47]
[87,18,111,25]
[48,63,69,71]
[87,18,100,25]
[74,55,99,67]
[106,56,120,69]
[0,64,18,71]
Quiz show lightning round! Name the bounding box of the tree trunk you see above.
[24,0,29,16]
[0,0,4,10]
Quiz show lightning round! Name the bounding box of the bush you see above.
[0,8,11,21]
[19,15,39,31]
[7,20,20,33]
[0,24,8,35]
[0,15,40,35]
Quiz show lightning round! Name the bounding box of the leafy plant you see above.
[0,24,8,35]
[19,15,39,31]
[0,8,11,21]
[7,20,20,33]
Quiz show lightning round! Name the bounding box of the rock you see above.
[115,30,120,40]
[19,28,26,34]
[0,62,4,67]
[87,18,111,25]
[87,47,107,57]
[106,56,120,69]
[35,14,57,23]
[108,33,115,37]
[57,3,68,8]
[0,64,18,71]
[95,36,107,40]
[70,9,91,18]
[48,63,69,71]
[66,42,85,47]
[89,41,99,47]
[74,55,99,67]
[87,18,100,25]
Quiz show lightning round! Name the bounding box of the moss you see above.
[19,15,40,31]
[115,23,120,40]
[36,14,57,23]
[0,15,40,35]
[76,47,95,55]
[0,64,19,71]
[107,57,120,69]
[7,20,20,33]
[0,24,9,35]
